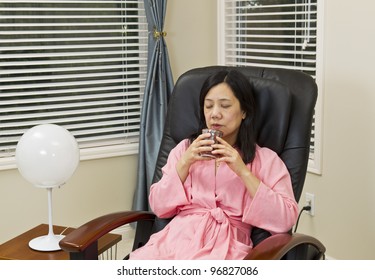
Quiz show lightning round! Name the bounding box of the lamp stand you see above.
[28,187,65,251]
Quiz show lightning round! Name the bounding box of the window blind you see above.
[0,0,148,169]
[222,0,317,74]
[219,0,322,173]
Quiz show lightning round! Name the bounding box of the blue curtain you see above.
[132,0,174,211]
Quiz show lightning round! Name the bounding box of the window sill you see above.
[0,143,139,171]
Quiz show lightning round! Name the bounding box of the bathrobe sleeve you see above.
[242,146,299,233]
[148,139,193,218]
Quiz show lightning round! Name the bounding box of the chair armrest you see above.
[244,233,326,260]
[59,211,155,253]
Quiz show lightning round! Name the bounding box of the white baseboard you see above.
[324,254,336,260]
[109,224,135,240]
[97,224,135,260]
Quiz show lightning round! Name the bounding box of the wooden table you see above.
[0,224,121,260]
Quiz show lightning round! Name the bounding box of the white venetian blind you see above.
[219,0,322,173]
[0,0,148,169]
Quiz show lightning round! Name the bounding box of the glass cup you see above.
[201,128,223,158]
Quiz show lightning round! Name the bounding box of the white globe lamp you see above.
[15,124,80,251]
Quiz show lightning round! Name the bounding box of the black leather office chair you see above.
[60,66,325,260]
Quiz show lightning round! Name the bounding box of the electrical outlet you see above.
[305,192,315,216]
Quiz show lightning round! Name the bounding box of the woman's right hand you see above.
[183,132,215,165]
[176,133,214,182]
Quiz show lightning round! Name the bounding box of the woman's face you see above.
[203,82,245,146]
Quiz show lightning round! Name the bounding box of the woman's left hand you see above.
[212,137,260,196]
[211,137,247,176]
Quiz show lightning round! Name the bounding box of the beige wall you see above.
[1,0,375,260]
[298,0,375,259]
[0,156,138,243]
[165,0,217,80]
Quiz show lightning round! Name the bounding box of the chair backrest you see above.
[150,65,317,235]
[154,66,317,197]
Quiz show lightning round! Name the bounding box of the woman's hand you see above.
[212,136,247,176]
[212,137,260,196]
[176,132,215,182]
[183,132,216,164]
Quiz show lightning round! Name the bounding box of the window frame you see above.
[217,0,324,174]
[0,0,148,170]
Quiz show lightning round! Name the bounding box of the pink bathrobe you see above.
[129,139,298,260]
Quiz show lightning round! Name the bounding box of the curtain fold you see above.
[132,0,174,211]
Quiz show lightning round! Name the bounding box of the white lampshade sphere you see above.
[16,123,80,189]
[15,124,80,251]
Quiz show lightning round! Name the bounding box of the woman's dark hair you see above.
[189,69,257,164]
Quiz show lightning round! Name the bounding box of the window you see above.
[0,0,148,170]
[218,0,324,174]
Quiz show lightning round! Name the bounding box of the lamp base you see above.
[29,234,65,252]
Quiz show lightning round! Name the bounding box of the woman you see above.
[129,69,299,260]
